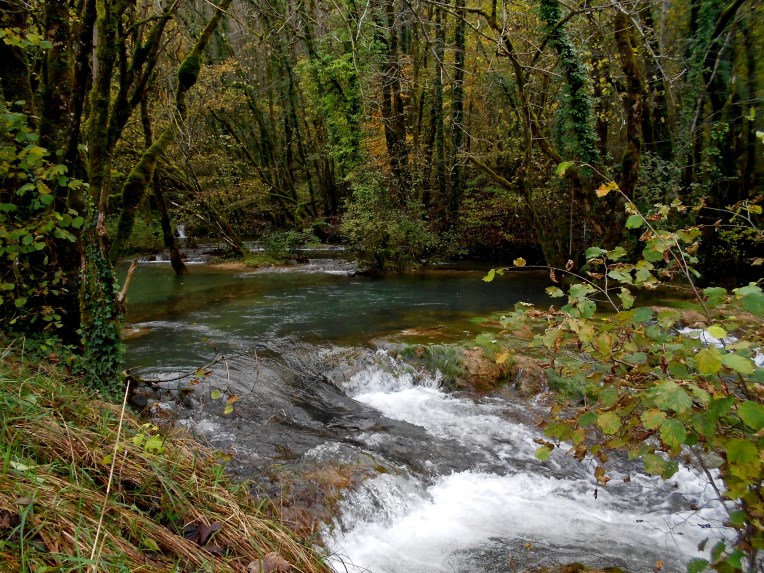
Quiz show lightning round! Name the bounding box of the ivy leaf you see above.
[738,401,764,431]
[597,411,621,435]
[660,418,686,449]
[721,353,755,375]
[695,347,722,375]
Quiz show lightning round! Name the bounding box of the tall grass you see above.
[0,348,331,573]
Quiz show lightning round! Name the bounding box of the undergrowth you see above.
[0,343,331,573]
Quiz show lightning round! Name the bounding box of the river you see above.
[123,255,729,573]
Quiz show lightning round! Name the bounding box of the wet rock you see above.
[459,347,504,392]
[508,354,547,397]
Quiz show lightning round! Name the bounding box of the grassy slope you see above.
[0,352,331,573]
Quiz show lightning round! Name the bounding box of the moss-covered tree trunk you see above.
[606,11,645,249]
[109,0,234,263]
[140,96,187,276]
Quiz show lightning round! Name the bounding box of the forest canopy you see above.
[1,0,762,377]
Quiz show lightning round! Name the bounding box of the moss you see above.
[398,343,464,387]
[177,52,201,90]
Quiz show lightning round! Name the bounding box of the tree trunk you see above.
[109,0,234,262]
[140,96,188,275]
[449,0,466,222]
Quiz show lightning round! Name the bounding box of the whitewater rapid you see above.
[323,357,729,573]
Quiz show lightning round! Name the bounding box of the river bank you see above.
[0,350,331,573]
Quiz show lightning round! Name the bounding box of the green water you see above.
[123,262,551,371]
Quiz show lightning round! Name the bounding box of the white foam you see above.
[326,470,725,573]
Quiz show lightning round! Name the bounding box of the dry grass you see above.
[0,355,332,573]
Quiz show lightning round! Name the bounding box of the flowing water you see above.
[124,255,729,573]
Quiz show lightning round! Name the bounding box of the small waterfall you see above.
[324,354,730,573]
[176,223,186,239]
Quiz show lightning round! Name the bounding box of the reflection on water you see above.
[123,261,550,370]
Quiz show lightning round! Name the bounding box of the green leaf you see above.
[721,352,755,375]
[642,247,663,262]
[654,380,693,414]
[726,438,758,465]
[578,411,598,427]
[607,269,633,284]
[660,418,686,449]
[598,387,619,407]
[585,246,606,260]
[144,435,165,454]
[224,404,234,415]
[738,401,764,431]
[631,307,654,324]
[643,453,667,476]
[546,286,564,298]
[641,409,666,430]
[625,214,644,229]
[210,389,222,400]
[556,161,575,177]
[483,268,496,283]
[617,287,634,310]
[687,558,709,573]
[569,283,596,300]
[607,246,627,261]
[578,298,596,318]
[728,510,747,528]
[734,284,764,317]
[706,325,726,339]
[142,537,161,552]
[695,347,722,375]
[535,445,553,461]
[597,411,621,435]
[703,287,727,308]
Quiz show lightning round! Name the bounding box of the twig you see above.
[117,259,139,306]
[89,382,131,571]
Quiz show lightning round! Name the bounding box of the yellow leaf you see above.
[513,257,526,267]
[495,351,511,365]
[596,181,619,197]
